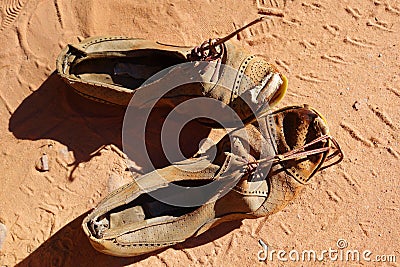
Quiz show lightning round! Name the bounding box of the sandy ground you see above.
[0,0,399,266]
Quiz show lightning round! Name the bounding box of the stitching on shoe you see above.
[112,239,177,248]
[288,166,307,183]
[81,36,131,49]
[232,186,269,196]
[231,55,255,103]
[109,205,214,247]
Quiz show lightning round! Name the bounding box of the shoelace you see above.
[248,134,344,171]
[190,16,281,61]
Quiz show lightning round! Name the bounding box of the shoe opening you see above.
[70,50,187,90]
[88,179,214,238]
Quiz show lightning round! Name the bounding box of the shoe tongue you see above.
[213,122,276,197]
[214,123,264,166]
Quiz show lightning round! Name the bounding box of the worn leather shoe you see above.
[56,18,287,123]
[82,105,343,256]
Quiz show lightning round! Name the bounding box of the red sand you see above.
[0,0,399,266]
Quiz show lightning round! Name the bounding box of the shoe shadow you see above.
[15,211,242,266]
[15,212,144,267]
[9,72,211,179]
[175,220,244,249]
[9,73,125,180]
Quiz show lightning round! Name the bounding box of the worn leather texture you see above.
[82,105,331,257]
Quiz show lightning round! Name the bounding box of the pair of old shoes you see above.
[57,21,343,257]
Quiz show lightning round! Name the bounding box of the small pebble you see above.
[59,147,70,160]
[352,101,362,111]
[0,223,7,251]
[77,35,85,42]
[36,153,49,172]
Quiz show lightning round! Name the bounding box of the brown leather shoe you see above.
[56,18,287,124]
[82,105,343,257]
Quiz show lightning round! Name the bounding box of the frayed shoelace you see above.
[246,134,344,172]
[190,16,281,61]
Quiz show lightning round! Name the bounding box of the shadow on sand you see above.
[9,72,211,178]
[15,211,242,266]
[9,73,241,265]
